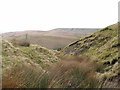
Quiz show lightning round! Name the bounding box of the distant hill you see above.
[2,28,100,50]
[46,28,100,36]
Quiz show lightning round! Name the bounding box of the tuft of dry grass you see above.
[46,56,99,88]
[2,64,45,88]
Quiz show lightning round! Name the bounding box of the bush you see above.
[19,41,30,47]
[57,48,62,51]
[11,39,30,47]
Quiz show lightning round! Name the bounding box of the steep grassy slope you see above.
[2,40,60,70]
[60,23,118,62]
[2,28,99,50]
[59,23,120,87]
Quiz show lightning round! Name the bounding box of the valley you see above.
[2,28,99,50]
[1,24,120,88]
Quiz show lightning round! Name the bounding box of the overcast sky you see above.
[0,0,119,33]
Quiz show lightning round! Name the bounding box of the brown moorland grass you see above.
[47,56,99,88]
[2,64,45,88]
[3,56,101,88]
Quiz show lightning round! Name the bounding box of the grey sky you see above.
[0,0,119,33]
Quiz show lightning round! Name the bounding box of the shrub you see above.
[19,41,30,47]
[57,48,62,51]
[10,39,30,47]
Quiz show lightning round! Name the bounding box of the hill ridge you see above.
[59,23,119,83]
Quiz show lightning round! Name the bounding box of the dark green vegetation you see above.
[2,28,99,50]
[2,24,120,88]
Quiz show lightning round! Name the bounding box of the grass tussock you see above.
[3,56,101,88]
[2,64,44,88]
[47,56,99,88]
